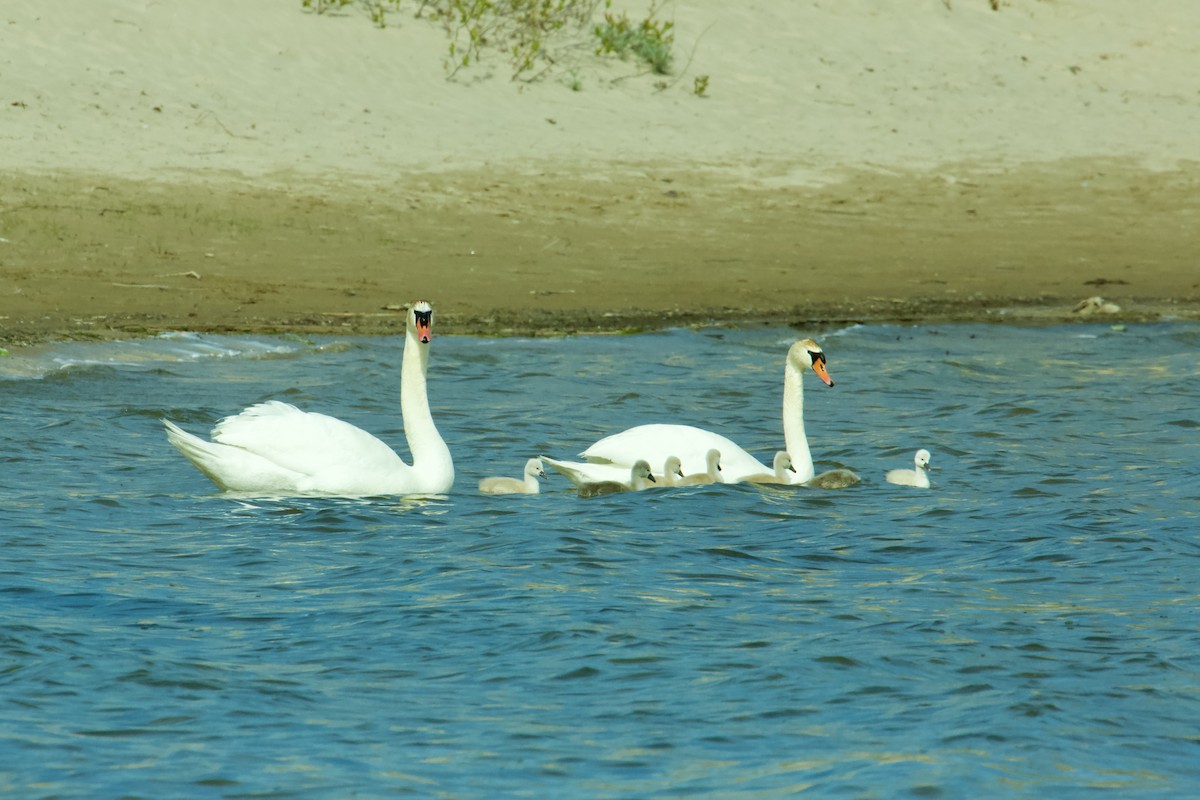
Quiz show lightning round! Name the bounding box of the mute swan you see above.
[479,458,545,495]
[580,338,834,484]
[743,451,797,484]
[886,449,931,488]
[544,454,683,487]
[676,449,723,486]
[577,460,656,498]
[163,300,454,497]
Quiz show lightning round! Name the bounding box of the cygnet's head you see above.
[915,449,932,470]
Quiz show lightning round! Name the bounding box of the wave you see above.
[0,331,331,380]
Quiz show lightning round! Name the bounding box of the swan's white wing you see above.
[542,457,635,486]
[167,300,451,497]
[212,401,407,478]
[165,419,310,493]
[580,424,769,482]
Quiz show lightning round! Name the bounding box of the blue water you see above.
[1,324,1198,799]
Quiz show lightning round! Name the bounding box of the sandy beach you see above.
[2,0,1198,345]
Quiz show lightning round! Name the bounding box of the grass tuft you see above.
[303,0,677,82]
[593,1,674,75]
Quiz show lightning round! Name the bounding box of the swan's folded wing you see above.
[165,418,308,492]
[212,401,406,477]
[542,456,631,486]
[581,423,769,481]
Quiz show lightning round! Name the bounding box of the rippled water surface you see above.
[2,324,1198,798]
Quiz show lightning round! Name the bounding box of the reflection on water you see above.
[1,324,1198,798]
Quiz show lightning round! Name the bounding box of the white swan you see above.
[163,300,454,497]
[886,449,931,488]
[676,448,723,486]
[478,458,545,495]
[543,454,683,487]
[577,460,656,498]
[743,451,797,484]
[580,338,834,484]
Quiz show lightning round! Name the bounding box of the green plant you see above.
[693,74,708,96]
[593,1,674,74]
[303,0,683,83]
[301,0,354,14]
[363,0,403,28]
[302,0,401,28]
[418,0,602,80]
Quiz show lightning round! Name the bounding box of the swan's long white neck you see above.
[401,327,454,489]
[782,357,815,484]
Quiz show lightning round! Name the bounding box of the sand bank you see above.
[2,1,1198,344]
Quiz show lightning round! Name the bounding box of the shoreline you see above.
[4,2,1199,349]
[3,159,1198,349]
[5,292,1196,351]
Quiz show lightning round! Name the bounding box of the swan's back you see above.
[581,424,769,482]
[214,401,408,479]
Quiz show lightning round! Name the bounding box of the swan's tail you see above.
[163,419,236,490]
[541,456,589,486]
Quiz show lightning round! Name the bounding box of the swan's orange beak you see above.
[417,319,431,344]
[812,359,834,387]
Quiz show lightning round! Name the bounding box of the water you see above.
[1,324,1198,799]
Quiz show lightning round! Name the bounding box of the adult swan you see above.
[580,338,835,485]
[163,300,454,497]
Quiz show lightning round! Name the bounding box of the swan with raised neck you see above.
[163,300,453,496]
[780,338,833,484]
[579,337,834,485]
